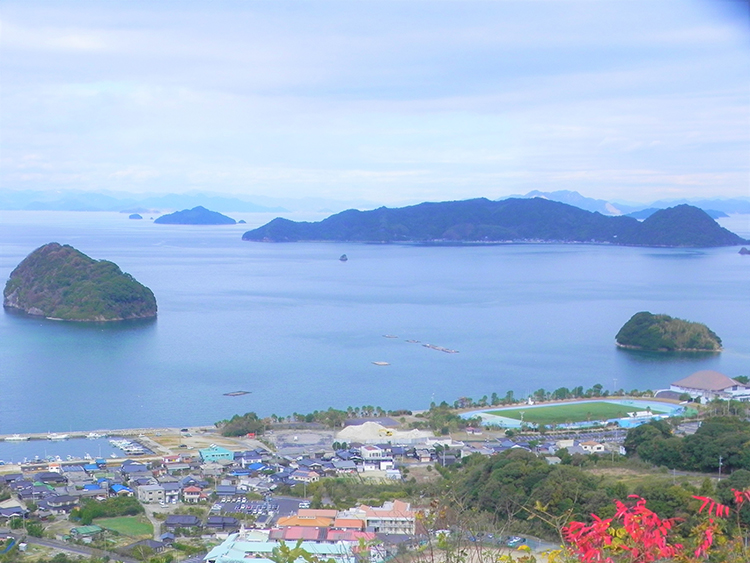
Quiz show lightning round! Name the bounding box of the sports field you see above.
[486,402,667,426]
[95,516,153,537]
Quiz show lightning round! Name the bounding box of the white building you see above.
[670,370,750,403]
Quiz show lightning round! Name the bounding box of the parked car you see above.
[506,536,525,548]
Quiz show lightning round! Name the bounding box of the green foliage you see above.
[269,540,335,563]
[411,402,481,433]
[615,311,722,351]
[626,416,750,474]
[443,449,611,538]
[172,541,205,555]
[71,495,144,525]
[218,411,266,436]
[296,476,415,509]
[24,520,45,537]
[3,243,157,320]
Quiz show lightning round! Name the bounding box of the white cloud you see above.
[0,0,747,204]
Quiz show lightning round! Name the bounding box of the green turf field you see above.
[95,516,153,537]
[486,402,667,426]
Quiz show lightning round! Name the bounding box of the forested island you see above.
[242,198,747,247]
[3,243,157,321]
[154,205,236,225]
[616,311,722,352]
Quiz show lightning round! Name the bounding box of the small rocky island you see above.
[3,243,157,321]
[616,311,722,352]
[154,205,236,225]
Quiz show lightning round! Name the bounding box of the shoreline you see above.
[0,425,214,443]
[0,393,687,442]
[615,342,722,353]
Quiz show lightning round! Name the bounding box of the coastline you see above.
[615,342,722,353]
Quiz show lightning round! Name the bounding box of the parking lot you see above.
[211,495,311,525]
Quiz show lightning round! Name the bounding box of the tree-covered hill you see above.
[3,243,157,321]
[242,198,747,247]
[615,311,722,352]
[154,205,236,225]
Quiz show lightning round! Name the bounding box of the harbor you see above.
[0,433,155,466]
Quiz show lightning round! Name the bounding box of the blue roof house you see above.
[199,445,234,463]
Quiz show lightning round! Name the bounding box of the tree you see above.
[218,411,266,437]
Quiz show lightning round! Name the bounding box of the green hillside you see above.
[242,198,746,247]
[3,243,157,321]
[616,311,722,352]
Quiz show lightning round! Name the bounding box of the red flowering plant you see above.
[560,490,750,562]
[562,495,683,562]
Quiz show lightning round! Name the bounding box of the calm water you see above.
[0,438,124,464]
[0,211,748,434]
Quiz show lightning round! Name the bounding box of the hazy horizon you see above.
[1,0,748,205]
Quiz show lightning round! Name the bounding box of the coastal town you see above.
[1,369,745,563]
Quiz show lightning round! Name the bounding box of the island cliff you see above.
[3,243,157,321]
[615,312,722,352]
[242,198,746,247]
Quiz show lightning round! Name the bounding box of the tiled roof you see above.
[672,370,742,391]
[276,515,333,528]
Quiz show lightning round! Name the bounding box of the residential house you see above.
[164,514,201,531]
[182,485,204,503]
[199,445,234,463]
[137,484,165,504]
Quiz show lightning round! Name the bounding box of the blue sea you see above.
[0,211,748,434]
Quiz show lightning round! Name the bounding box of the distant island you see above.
[3,243,157,321]
[242,198,747,247]
[615,312,722,352]
[740,247,749,255]
[128,213,143,220]
[155,206,236,225]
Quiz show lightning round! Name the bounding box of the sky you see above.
[1,0,749,206]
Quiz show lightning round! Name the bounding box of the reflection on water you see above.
[616,347,720,364]
[4,308,157,333]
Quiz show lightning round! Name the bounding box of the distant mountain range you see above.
[0,188,748,216]
[242,198,747,247]
[507,190,750,216]
[0,190,288,213]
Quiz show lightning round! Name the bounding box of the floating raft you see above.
[422,343,459,353]
[223,390,252,396]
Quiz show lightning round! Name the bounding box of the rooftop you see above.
[672,370,743,392]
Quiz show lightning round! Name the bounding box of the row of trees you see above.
[217,384,665,437]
